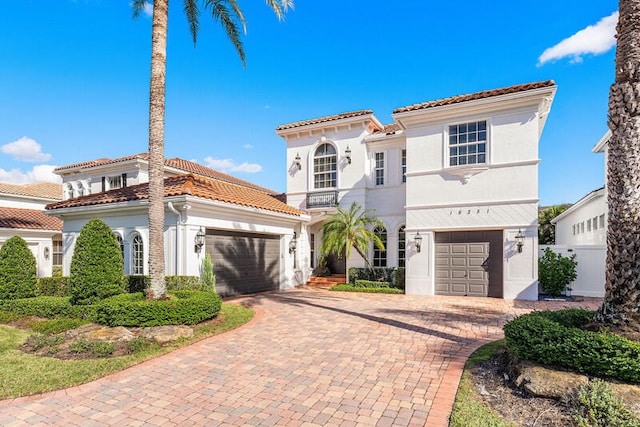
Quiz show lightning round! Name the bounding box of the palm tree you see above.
[132,0,292,299]
[321,202,385,282]
[538,204,570,245]
[597,1,640,326]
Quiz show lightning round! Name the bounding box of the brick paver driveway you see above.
[0,288,600,426]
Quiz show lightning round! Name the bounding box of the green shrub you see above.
[31,318,88,335]
[30,333,64,351]
[52,265,63,278]
[69,338,91,354]
[201,253,216,292]
[127,337,154,353]
[330,284,404,294]
[126,275,149,293]
[572,379,640,427]
[536,308,595,328]
[0,296,96,319]
[166,276,203,291]
[91,341,115,357]
[504,310,640,383]
[69,219,126,305]
[355,279,391,288]
[539,248,578,296]
[35,277,70,297]
[394,267,405,290]
[0,236,37,299]
[93,290,221,327]
[348,267,397,284]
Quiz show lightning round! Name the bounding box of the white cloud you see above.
[0,165,61,184]
[243,144,254,149]
[2,137,52,162]
[538,11,618,66]
[143,2,153,17]
[204,156,262,173]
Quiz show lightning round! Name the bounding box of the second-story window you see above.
[66,184,75,199]
[375,152,384,186]
[401,150,407,183]
[77,182,84,197]
[449,120,487,166]
[314,143,337,189]
[109,175,123,190]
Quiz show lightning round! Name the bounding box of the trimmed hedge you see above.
[69,219,126,305]
[348,267,397,285]
[330,284,404,294]
[504,309,640,384]
[93,290,222,327]
[0,296,96,319]
[35,277,70,297]
[355,279,392,288]
[0,236,37,299]
[394,267,405,290]
[125,275,204,293]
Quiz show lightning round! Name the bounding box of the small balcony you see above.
[306,191,338,209]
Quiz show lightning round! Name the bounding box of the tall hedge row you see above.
[69,218,126,305]
[0,236,37,299]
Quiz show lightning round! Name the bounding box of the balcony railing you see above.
[306,191,339,209]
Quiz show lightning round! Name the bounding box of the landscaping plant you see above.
[0,235,37,300]
[69,218,126,305]
[201,253,216,292]
[538,247,577,296]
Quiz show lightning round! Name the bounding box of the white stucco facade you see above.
[278,82,557,300]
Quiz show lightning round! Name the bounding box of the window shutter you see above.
[122,173,127,188]
[101,177,106,192]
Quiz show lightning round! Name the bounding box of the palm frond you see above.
[131,0,148,19]
[205,0,246,66]
[183,0,200,45]
[228,0,247,34]
[263,0,293,21]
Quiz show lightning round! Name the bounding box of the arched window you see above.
[313,143,337,189]
[398,225,406,268]
[373,226,387,267]
[115,233,125,263]
[131,233,144,275]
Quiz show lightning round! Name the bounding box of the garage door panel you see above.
[435,239,489,297]
[451,258,467,267]
[451,283,468,294]
[468,270,486,280]
[451,244,467,254]
[451,270,467,279]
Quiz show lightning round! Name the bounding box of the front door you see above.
[326,252,346,274]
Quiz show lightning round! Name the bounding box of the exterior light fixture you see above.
[194,227,206,253]
[44,246,50,260]
[515,229,525,253]
[415,232,423,253]
[345,145,352,164]
[289,232,297,254]
[294,152,302,170]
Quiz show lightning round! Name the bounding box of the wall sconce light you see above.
[194,227,206,253]
[44,246,50,260]
[414,232,423,253]
[515,229,525,253]
[289,232,297,254]
[345,145,352,164]
[294,152,302,170]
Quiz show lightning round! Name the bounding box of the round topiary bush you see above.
[0,236,37,299]
[69,218,126,305]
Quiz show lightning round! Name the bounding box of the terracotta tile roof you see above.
[46,174,304,217]
[0,182,62,200]
[372,123,402,135]
[393,80,556,114]
[276,110,375,131]
[0,207,62,231]
[54,153,277,195]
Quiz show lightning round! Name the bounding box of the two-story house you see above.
[46,154,308,297]
[0,181,63,277]
[277,81,557,300]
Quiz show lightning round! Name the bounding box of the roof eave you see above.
[276,112,382,137]
[592,130,611,153]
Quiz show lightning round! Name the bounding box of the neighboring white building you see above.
[46,154,309,297]
[0,182,63,277]
[278,81,557,300]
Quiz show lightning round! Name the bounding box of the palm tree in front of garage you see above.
[131,0,292,299]
[320,202,385,284]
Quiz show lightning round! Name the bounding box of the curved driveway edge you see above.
[0,288,601,426]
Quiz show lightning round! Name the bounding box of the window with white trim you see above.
[587,219,592,232]
[115,233,125,262]
[373,226,387,267]
[131,233,144,275]
[449,120,487,166]
[398,225,406,268]
[593,216,598,230]
[401,150,407,183]
[375,152,384,186]
[310,233,315,269]
[108,175,123,190]
[313,144,337,189]
[599,214,605,228]
[52,237,63,266]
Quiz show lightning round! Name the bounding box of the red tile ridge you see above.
[393,80,556,114]
[0,207,63,231]
[276,110,375,131]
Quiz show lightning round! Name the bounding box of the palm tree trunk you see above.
[147,0,168,300]
[598,0,640,324]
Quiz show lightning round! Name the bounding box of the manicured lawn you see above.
[0,303,254,399]
[329,284,404,294]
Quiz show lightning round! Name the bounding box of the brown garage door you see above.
[435,231,503,297]
[205,229,280,297]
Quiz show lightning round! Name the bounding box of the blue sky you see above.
[0,1,617,206]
